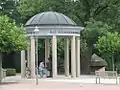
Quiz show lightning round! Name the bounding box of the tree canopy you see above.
[0,0,21,24]
[96,32,120,54]
[96,32,120,71]
[0,15,28,52]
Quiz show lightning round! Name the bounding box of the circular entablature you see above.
[25,11,84,37]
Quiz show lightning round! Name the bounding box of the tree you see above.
[72,0,120,72]
[17,0,74,24]
[0,15,28,83]
[66,0,118,26]
[84,20,110,44]
[95,3,120,33]
[0,0,21,24]
[82,20,111,60]
[96,32,120,71]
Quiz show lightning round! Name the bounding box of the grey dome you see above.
[26,11,77,26]
[90,54,107,66]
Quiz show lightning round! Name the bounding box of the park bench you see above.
[95,70,118,84]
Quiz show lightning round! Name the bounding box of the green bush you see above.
[6,68,16,76]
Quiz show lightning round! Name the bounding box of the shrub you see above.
[6,68,16,76]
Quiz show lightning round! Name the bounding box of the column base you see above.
[71,76,76,78]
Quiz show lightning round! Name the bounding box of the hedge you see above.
[6,68,16,76]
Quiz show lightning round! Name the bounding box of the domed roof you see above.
[26,11,77,26]
[90,54,107,66]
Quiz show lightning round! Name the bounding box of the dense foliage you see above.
[0,0,21,24]
[96,32,120,71]
[0,15,28,52]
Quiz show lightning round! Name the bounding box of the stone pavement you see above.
[0,75,120,90]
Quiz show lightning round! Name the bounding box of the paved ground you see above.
[0,75,120,90]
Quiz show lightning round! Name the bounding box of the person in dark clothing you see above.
[47,55,52,77]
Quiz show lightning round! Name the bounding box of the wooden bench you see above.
[95,71,118,84]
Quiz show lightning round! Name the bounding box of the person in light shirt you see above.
[39,61,47,77]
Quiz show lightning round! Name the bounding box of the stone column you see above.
[21,50,26,78]
[64,38,69,77]
[30,36,36,78]
[52,36,57,78]
[27,44,31,68]
[76,37,80,77]
[71,36,76,78]
[45,38,50,67]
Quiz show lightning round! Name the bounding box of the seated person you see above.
[38,61,48,77]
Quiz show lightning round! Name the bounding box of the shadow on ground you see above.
[0,81,19,85]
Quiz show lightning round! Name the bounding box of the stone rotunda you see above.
[21,11,84,78]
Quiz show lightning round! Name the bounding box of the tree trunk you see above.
[0,52,2,84]
[112,55,114,71]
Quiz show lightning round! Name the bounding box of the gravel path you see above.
[0,75,120,90]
